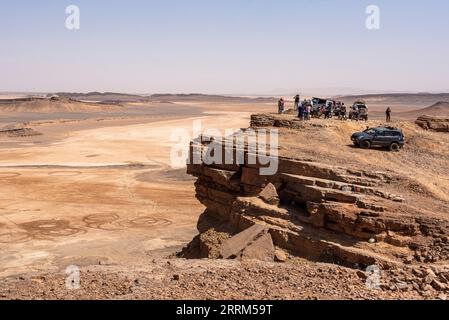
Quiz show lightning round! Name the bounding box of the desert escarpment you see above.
[182,114,449,279]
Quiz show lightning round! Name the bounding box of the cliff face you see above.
[181,133,449,270]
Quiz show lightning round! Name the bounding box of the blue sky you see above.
[1,0,448,94]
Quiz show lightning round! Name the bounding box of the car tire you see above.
[361,140,371,149]
[390,142,400,152]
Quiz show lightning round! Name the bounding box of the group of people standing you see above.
[293,95,344,120]
[296,96,313,120]
[277,95,303,114]
[278,95,393,123]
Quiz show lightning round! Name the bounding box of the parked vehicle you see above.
[333,101,342,117]
[349,101,369,121]
[312,97,327,110]
[311,98,334,118]
[351,126,405,151]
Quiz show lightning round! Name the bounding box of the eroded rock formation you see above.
[181,131,449,273]
[415,115,449,132]
[0,128,42,138]
[251,113,317,129]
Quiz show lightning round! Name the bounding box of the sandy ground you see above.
[1,96,447,299]
[0,101,273,279]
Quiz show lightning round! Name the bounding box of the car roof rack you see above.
[376,126,401,131]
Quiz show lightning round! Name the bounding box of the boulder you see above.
[241,233,275,262]
[258,183,279,205]
[220,224,267,259]
[203,167,236,188]
[274,249,288,262]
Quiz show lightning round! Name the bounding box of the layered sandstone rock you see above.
[250,113,330,129]
[179,115,449,296]
[175,112,449,296]
[415,115,449,132]
[180,133,449,272]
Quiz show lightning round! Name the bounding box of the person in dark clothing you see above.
[325,101,333,119]
[339,103,347,120]
[278,98,285,114]
[294,94,300,111]
[297,100,304,119]
[386,107,392,122]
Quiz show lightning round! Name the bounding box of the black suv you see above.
[351,127,405,151]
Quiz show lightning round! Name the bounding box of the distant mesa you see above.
[0,96,123,113]
[0,92,277,113]
[149,93,276,103]
[47,92,276,104]
[54,92,150,103]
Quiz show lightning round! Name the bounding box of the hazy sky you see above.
[1,0,448,94]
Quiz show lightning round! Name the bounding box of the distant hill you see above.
[335,93,449,111]
[0,97,123,113]
[149,93,276,103]
[52,92,276,104]
[55,92,149,103]
[398,101,449,118]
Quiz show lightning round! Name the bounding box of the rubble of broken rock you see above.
[1,258,447,300]
[0,127,42,138]
[179,113,449,297]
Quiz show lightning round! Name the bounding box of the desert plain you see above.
[0,92,449,299]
